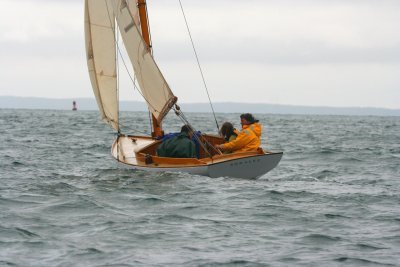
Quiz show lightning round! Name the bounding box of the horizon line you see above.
[1,95,399,111]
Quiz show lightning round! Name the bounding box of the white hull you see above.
[112,135,282,179]
[206,153,282,178]
[116,152,282,179]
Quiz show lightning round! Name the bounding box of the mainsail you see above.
[112,0,177,123]
[85,0,119,130]
[85,0,177,129]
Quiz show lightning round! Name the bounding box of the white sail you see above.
[85,0,119,130]
[112,0,177,123]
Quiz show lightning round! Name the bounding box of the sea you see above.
[0,109,399,266]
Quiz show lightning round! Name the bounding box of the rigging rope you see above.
[116,17,120,134]
[104,1,161,115]
[178,0,219,132]
[103,0,161,136]
[116,15,120,160]
[173,106,222,158]
[103,0,221,149]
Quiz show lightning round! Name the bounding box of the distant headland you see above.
[0,96,399,116]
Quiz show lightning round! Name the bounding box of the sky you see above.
[0,0,399,109]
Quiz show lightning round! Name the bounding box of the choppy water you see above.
[0,109,399,266]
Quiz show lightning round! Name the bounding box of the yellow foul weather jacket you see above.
[221,123,262,152]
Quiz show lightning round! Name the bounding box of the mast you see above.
[137,0,163,138]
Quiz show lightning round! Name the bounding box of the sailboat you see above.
[84,0,282,179]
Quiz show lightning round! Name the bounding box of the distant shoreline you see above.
[0,96,399,116]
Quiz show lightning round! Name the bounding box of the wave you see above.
[1,110,400,266]
[14,227,40,238]
[302,233,342,243]
[334,257,395,266]
[324,213,351,219]
[194,260,267,266]
[355,243,387,251]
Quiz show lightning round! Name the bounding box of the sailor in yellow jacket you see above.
[216,113,262,153]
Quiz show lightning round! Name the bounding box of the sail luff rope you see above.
[178,0,219,132]
[144,0,153,52]
[116,11,120,160]
[116,13,120,134]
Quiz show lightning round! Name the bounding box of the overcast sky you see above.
[1,0,399,109]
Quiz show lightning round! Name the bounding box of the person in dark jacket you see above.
[157,125,196,158]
